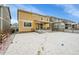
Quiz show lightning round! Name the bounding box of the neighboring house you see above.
[0,5,11,34]
[18,9,50,32]
[50,17,65,31]
[50,16,76,31]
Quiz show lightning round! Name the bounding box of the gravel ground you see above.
[5,32,79,55]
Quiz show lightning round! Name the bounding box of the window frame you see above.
[24,22,32,27]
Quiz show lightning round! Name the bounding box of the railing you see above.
[64,29,79,33]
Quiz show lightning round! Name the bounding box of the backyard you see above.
[4,32,79,55]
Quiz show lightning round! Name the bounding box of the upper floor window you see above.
[47,18,49,21]
[41,17,43,20]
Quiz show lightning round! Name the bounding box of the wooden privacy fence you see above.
[0,32,10,44]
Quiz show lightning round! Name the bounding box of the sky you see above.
[7,4,79,24]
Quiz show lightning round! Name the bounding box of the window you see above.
[50,17,53,22]
[59,25,65,29]
[54,24,59,28]
[41,17,43,20]
[24,22,31,27]
[47,18,49,21]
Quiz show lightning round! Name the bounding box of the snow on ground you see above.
[5,32,79,55]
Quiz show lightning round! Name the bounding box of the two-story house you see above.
[18,9,50,32]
